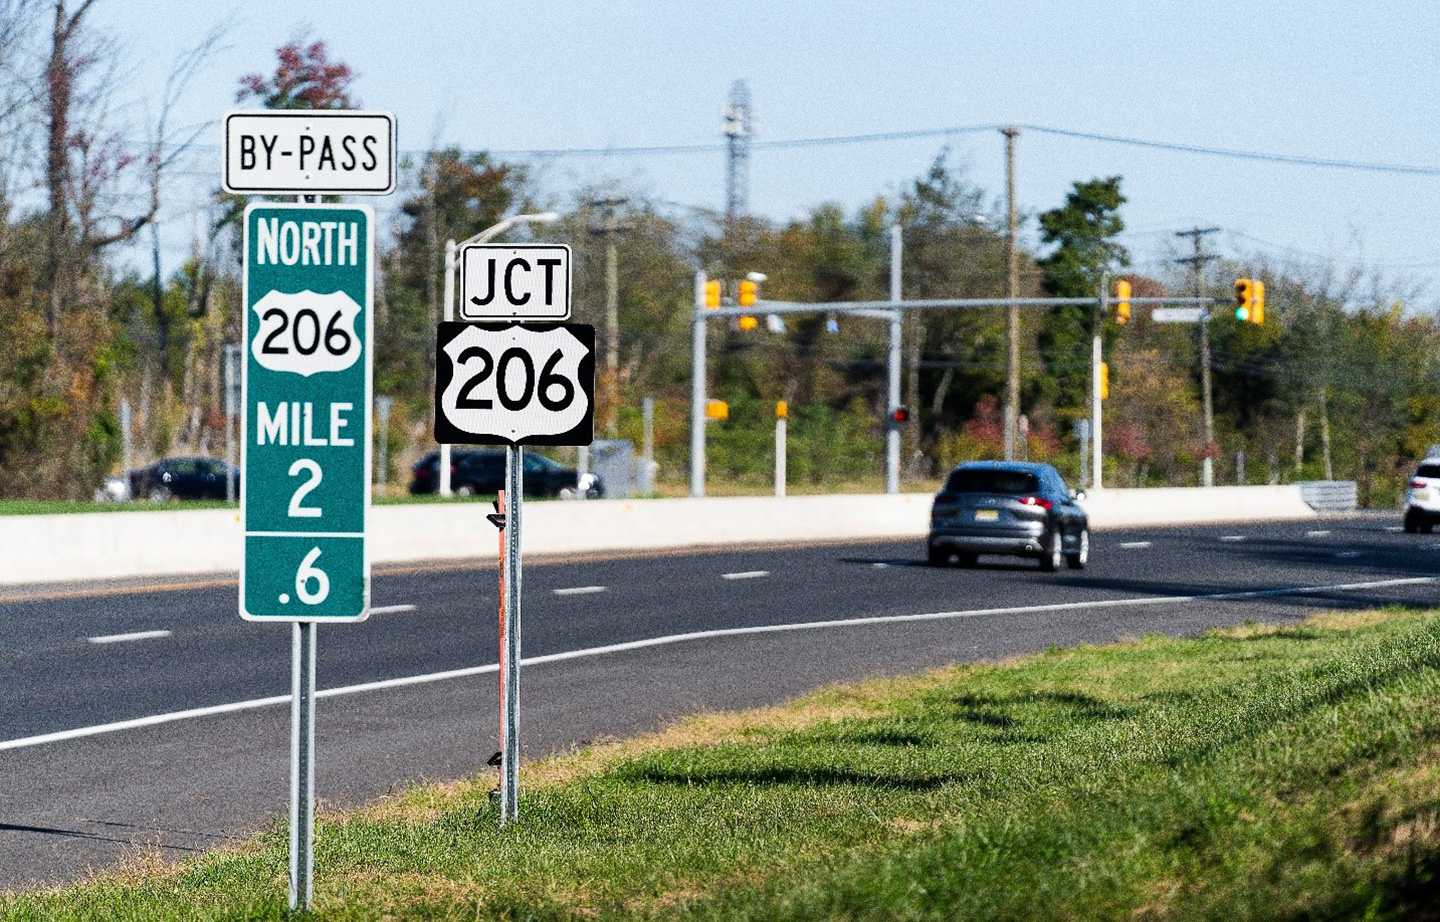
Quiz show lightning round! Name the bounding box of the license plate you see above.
[975,509,999,522]
[1415,490,1431,501]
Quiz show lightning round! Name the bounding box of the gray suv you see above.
[928,461,1089,570]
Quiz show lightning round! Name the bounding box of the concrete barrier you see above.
[0,485,1318,587]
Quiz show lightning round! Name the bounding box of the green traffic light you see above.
[1235,307,1249,321]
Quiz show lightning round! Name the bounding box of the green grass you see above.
[4,610,1439,919]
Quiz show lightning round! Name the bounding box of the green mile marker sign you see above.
[241,202,373,621]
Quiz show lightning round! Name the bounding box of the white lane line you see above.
[8,572,1439,753]
[722,571,770,580]
[1307,530,1332,537]
[1119,541,1152,549]
[370,604,417,615]
[87,630,171,645]
[1385,526,1404,532]
[553,586,607,596]
[1220,535,1247,542]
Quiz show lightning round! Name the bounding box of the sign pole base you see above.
[289,621,316,910]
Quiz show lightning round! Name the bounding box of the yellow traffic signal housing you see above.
[776,400,788,419]
[703,280,721,308]
[704,399,729,421]
[738,279,758,307]
[737,315,759,331]
[1251,280,1265,324]
[1099,362,1110,400]
[1115,279,1132,325]
[1234,279,1255,321]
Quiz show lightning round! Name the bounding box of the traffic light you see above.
[1099,362,1109,400]
[1251,280,1265,325]
[703,280,721,309]
[1234,279,1255,321]
[738,279,758,307]
[737,315,759,331]
[1115,279,1132,325]
[704,399,728,421]
[890,406,910,424]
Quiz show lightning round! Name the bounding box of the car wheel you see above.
[927,544,951,567]
[146,485,172,503]
[1040,527,1063,572]
[956,552,978,568]
[1403,510,1419,533]
[454,483,477,497]
[1425,522,1435,535]
[556,485,579,500]
[1066,527,1089,570]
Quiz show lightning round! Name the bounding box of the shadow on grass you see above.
[618,763,967,792]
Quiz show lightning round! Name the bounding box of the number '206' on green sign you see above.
[241,202,373,622]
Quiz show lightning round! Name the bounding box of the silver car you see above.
[928,461,1089,570]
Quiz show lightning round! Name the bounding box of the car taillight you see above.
[934,491,958,505]
[1019,496,1053,510]
[1412,480,1427,489]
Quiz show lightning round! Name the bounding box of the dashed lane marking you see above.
[553,586,608,596]
[722,571,771,580]
[88,630,172,645]
[370,604,417,615]
[1220,535,1247,542]
[1119,541,1152,549]
[1307,530,1332,537]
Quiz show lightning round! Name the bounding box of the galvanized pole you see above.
[224,345,240,504]
[120,398,133,502]
[690,271,707,497]
[1093,275,1107,491]
[886,224,902,494]
[500,445,523,823]
[439,239,457,497]
[289,620,316,911]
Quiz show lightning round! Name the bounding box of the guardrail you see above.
[0,485,1322,587]
[1296,481,1359,513]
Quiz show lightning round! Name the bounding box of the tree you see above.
[236,37,357,110]
[1034,176,1129,413]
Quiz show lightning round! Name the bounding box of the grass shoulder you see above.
[5,609,1439,919]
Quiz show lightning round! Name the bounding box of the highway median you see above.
[4,606,1438,919]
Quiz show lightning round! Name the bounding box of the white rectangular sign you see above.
[460,244,572,321]
[1151,307,1209,323]
[224,110,395,195]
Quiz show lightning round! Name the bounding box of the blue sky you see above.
[92,0,1440,302]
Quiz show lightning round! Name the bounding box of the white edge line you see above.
[88,630,172,644]
[4,574,1436,753]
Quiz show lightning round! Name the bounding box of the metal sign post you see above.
[435,253,590,823]
[240,200,374,912]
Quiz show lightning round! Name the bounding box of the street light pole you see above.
[439,212,560,497]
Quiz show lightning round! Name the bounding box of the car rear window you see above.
[1416,464,1440,478]
[945,469,1040,494]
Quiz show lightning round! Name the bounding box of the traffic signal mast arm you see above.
[702,294,1219,319]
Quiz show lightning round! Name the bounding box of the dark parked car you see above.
[927,461,1089,570]
[409,449,602,499]
[128,457,239,502]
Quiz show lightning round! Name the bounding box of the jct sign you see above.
[242,202,373,621]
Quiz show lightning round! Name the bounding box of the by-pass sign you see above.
[242,202,373,621]
[224,110,395,195]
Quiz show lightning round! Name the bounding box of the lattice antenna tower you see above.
[723,80,753,227]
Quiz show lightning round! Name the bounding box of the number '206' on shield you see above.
[434,322,594,447]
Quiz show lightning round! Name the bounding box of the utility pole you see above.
[1002,126,1020,461]
[1175,226,1221,487]
[589,197,628,436]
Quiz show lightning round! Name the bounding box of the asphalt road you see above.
[1,511,1435,889]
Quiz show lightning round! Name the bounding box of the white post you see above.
[1093,277,1106,491]
[439,238,457,497]
[690,271,706,497]
[775,413,787,498]
[886,224,902,495]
